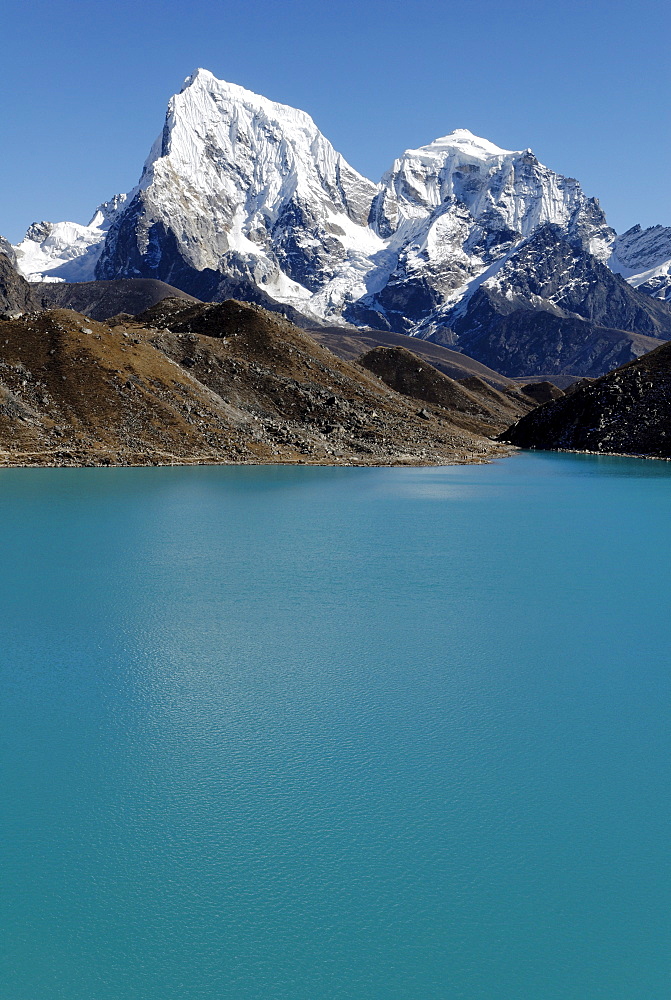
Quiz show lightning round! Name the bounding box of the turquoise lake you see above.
[2,452,670,999]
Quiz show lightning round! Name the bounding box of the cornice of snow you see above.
[404,128,519,161]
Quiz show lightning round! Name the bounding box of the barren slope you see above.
[357,346,532,435]
[0,302,516,467]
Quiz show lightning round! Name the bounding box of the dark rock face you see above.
[340,224,671,379]
[479,226,670,335]
[348,266,443,334]
[92,165,671,383]
[0,253,35,314]
[95,196,321,329]
[348,200,514,335]
[501,338,671,458]
[431,227,671,377]
[96,196,221,297]
[94,208,671,380]
[96,186,351,310]
[271,198,345,292]
[31,278,197,321]
[90,162,671,383]
[51,207,671,383]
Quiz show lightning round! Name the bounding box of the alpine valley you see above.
[9,69,671,381]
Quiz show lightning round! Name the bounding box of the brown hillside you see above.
[0,303,517,468]
[308,323,522,388]
[357,346,532,434]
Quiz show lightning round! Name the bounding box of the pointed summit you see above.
[181,67,215,89]
[174,68,319,134]
[96,69,380,316]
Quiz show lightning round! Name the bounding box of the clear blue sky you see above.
[2,0,669,243]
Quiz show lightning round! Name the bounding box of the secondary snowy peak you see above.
[421,129,516,158]
[349,130,615,334]
[14,193,130,283]
[371,129,613,259]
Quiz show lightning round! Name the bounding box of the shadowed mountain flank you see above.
[31,278,198,321]
[501,338,671,458]
[0,253,35,314]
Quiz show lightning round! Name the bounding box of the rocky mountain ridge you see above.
[425,225,671,377]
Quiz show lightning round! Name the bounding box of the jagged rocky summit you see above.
[12,69,671,377]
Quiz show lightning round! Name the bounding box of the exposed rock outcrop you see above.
[501,339,671,458]
[420,226,671,378]
[0,253,35,315]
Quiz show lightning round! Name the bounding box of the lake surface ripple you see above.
[2,453,670,999]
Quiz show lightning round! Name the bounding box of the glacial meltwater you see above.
[2,452,670,1000]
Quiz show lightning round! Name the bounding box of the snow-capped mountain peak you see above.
[135,67,375,231]
[10,69,669,333]
[178,68,319,134]
[94,68,382,319]
[370,128,610,250]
